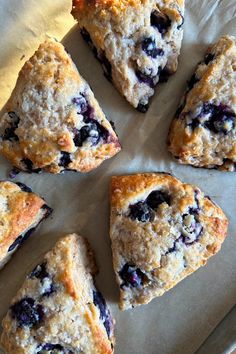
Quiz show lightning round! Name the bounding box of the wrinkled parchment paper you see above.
[0,0,235,353]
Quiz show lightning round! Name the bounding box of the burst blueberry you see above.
[119,263,145,288]
[21,158,42,173]
[74,118,109,147]
[187,74,199,91]
[11,297,44,327]
[146,190,170,210]
[37,343,64,353]
[135,70,155,88]
[137,102,149,113]
[16,182,32,193]
[203,104,235,134]
[151,10,171,35]
[2,112,20,141]
[97,51,112,81]
[141,38,164,58]
[72,95,88,114]
[204,53,215,65]
[93,290,113,338]
[80,28,92,44]
[8,235,24,252]
[59,152,72,168]
[30,263,49,280]
[8,227,36,253]
[129,201,155,222]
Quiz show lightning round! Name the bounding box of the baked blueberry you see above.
[59,152,72,168]
[146,190,170,209]
[8,228,35,253]
[135,70,155,88]
[2,112,20,141]
[141,38,164,58]
[187,73,199,91]
[137,102,149,113]
[11,298,44,328]
[16,182,32,193]
[119,263,145,288]
[97,51,112,81]
[151,10,171,35]
[7,235,24,252]
[37,343,64,353]
[93,290,113,338]
[203,104,235,134]
[21,158,42,173]
[204,53,215,65]
[80,27,92,44]
[30,263,49,280]
[9,167,20,179]
[129,201,155,222]
[72,95,88,114]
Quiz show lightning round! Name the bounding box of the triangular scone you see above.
[1,234,115,354]
[110,173,228,310]
[0,39,121,174]
[72,0,185,112]
[168,35,236,171]
[0,181,52,269]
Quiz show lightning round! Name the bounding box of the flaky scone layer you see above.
[168,35,236,171]
[0,38,120,173]
[1,234,115,354]
[110,173,228,310]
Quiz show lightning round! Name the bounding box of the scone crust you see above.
[168,35,236,171]
[110,173,228,309]
[1,234,114,354]
[72,0,185,109]
[0,38,120,173]
[0,181,48,266]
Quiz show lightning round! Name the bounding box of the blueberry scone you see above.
[0,234,115,354]
[0,38,121,174]
[72,0,185,112]
[168,35,236,171]
[110,173,228,310]
[0,181,52,269]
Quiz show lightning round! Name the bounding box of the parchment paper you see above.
[0,0,235,353]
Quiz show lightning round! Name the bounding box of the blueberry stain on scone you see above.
[0,38,120,174]
[168,35,236,171]
[1,234,115,353]
[72,0,185,111]
[110,173,228,310]
[11,298,44,328]
[0,181,52,269]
